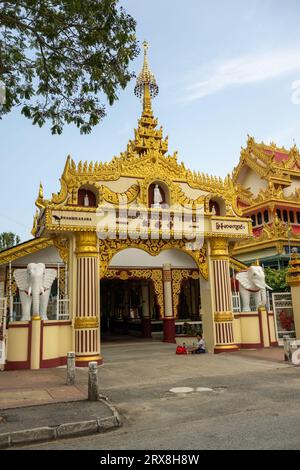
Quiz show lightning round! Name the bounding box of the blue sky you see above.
[1,0,300,241]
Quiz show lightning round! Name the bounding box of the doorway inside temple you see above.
[100,279,160,340]
[177,278,201,320]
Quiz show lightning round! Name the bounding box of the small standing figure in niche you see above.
[153,184,163,208]
[211,204,217,215]
[84,193,90,207]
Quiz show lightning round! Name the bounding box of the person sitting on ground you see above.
[188,334,206,354]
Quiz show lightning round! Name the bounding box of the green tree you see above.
[0,0,138,134]
[264,267,289,292]
[0,232,21,251]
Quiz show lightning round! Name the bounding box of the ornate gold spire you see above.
[130,41,167,156]
[134,41,159,114]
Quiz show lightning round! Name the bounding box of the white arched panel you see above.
[109,248,197,269]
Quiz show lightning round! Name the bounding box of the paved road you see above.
[23,341,300,450]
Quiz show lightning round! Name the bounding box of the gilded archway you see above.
[104,268,164,317]
[98,238,208,280]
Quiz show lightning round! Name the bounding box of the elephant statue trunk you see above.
[31,274,44,316]
[236,265,272,312]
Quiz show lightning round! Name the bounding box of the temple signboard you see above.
[46,209,252,239]
[211,218,251,237]
[47,209,97,231]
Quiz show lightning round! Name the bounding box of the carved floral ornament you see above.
[0,236,69,266]
[172,269,200,318]
[98,238,208,281]
[104,268,164,316]
[237,214,300,248]
[233,136,300,187]
[34,146,242,222]
[243,181,300,207]
[287,252,300,286]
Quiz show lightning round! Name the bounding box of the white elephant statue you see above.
[14,263,57,320]
[236,265,272,312]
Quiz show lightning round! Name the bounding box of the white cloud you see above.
[183,49,300,102]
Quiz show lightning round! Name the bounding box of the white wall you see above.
[110,248,197,268]
[11,246,62,266]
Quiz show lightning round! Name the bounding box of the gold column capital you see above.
[75,232,99,257]
[210,238,229,258]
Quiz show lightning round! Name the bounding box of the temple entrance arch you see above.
[100,244,207,342]
[99,239,208,280]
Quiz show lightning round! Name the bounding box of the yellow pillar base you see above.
[75,355,103,367]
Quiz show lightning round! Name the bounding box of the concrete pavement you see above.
[0,360,121,448]
[10,340,300,450]
[0,368,89,409]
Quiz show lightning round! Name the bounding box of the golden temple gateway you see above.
[1,43,300,370]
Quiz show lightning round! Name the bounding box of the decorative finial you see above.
[39,182,44,199]
[134,41,159,112]
[143,40,149,54]
[35,182,45,209]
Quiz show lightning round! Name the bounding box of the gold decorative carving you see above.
[252,181,284,203]
[0,238,55,265]
[53,237,69,263]
[119,270,129,280]
[75,232,98,257]
[47,99,243,222]
[74,316,99,329]
[100,183,140,205]
[172,269,200,318]
[210,238,229,257]
[234,214,300,255]
[214,312,234,322]
[171,184,206,208]
[287,252,300,286]
[232,135,300,188]
[31,210,39,236]
[104,268,164,316]
[99,238,208,281]
[35,182,48,210]
[5,267,17,298]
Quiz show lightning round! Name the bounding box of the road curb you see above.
[0,398,122,449]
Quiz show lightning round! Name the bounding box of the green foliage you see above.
[0,0,138,134]
[264,267,289,292]
[0,232,21,251]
